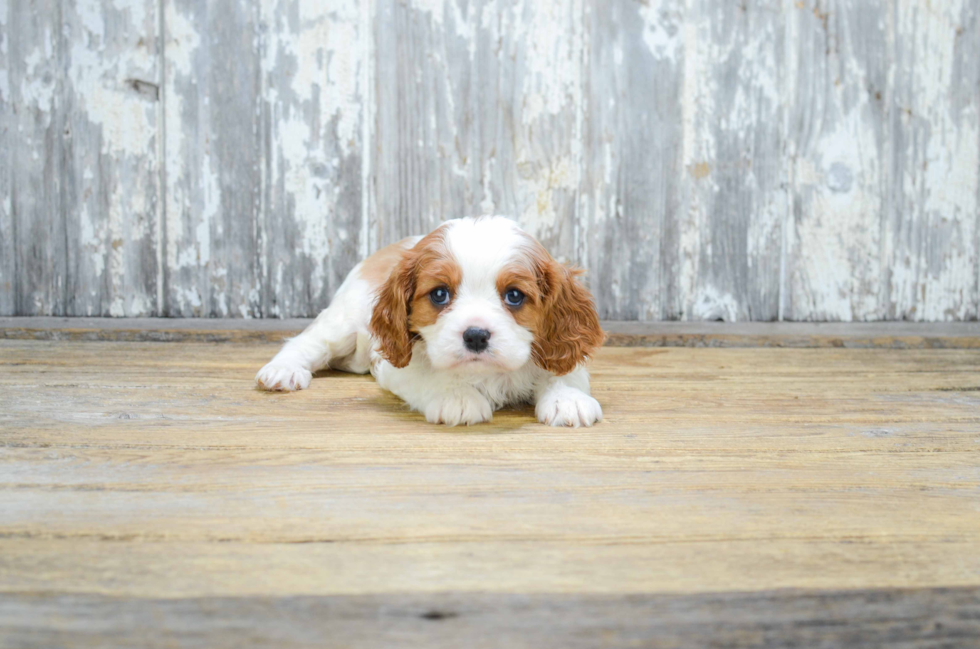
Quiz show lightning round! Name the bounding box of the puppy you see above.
[255,216,605,426]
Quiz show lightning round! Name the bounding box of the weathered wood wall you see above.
[1,0,978,320]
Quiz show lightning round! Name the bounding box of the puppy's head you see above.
[370,217,604,375]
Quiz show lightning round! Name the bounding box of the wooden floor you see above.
[1,335,979,647]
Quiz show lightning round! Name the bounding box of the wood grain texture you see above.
[162,0,365,318]
[785,0,887,321]
[258,0,365,317]
[2,1,979,321]
[0,0,13,316]
[2,588,979,649]
[1,0,162,317]
[882,0,980,321]
[0,340,979,645]
[3,317,980,348]
[582,0,681,320]
[372,0,584,261]
[163,0,263,317]
[0,341,980,584]
[671,0,784,322]
[3,0,68,316]
[62,0,162,317]
[786,0,980,321]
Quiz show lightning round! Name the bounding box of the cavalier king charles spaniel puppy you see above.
[255,216,605,427]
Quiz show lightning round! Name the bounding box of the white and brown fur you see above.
[255,216,605,427]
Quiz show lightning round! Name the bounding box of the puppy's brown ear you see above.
[533,260,605,375]
[370,252,417,368]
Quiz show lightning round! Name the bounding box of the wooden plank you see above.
[163,0,263,317]
[1,340,979,643]
[784,1,889,320]
[2,317,979,347]
[667,0,785,322]
[0,2,12,315]
[882,0,980,320]
[580,0,681,320]
[601,320,980,348]
[1,588,978,649]
[583,0,785,322]
[3,0,68,316]
[372,0,585,261]
[0,316,307,343]
[163,0,365,318]
[257,0,366,317]
[0,0,161,318]
[62,0,162,316]
[1,342,979,582]
[785,0,980,322]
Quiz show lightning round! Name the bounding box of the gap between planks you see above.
[0,317,978,347]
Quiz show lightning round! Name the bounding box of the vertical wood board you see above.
[582,0,682,320]
[259,0,365,317]
[62,0,161,316]
[4,0,68,316]
[372,0,585,262]
[881,0,979,321]
[163,0,263,317]
[668,0,784,322]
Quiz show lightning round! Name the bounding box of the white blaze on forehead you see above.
[442,217,526,296]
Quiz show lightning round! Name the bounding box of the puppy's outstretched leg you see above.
[534,366,603,428]
[255,238,419,392]
[254,291,362,391]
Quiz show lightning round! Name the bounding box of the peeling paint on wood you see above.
[260,0,365,318]
[0,0,13,316]
[64,0,162,317]
[2,339,980,647]
[582,0,682,320]
[2,0,161,317]
[786,0,980,322]
[373,0,585,261]
[163,0,263,317]
[785,0,888,321]
[1,1,978,321]
[4,0,68,316]
[680,0,784,323]
[883,0,979,321]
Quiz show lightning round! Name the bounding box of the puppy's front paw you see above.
[255,363,312,392]
[424,391,493,426]
[536,387,602,428]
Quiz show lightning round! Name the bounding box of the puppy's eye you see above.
[503,288,525,307]
[429,287,451,306]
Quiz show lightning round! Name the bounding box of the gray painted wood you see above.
[2,588,979,649]
[373,0,584,262]
[4,0,68,316]
[3,316,980,348]
[786,0,980,322]
[163,0,364,318]
[0,0,12,316]
[786,1,899,321]
[667,0,784,322]
[2,0,161,317]
[582,0,681,320]
[259,0,365,317]
[2,0,978,321]
[882,0,979,321]
[63,0,162,316]
[163,0,263,317]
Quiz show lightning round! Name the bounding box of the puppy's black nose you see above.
[462,327,491,353]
